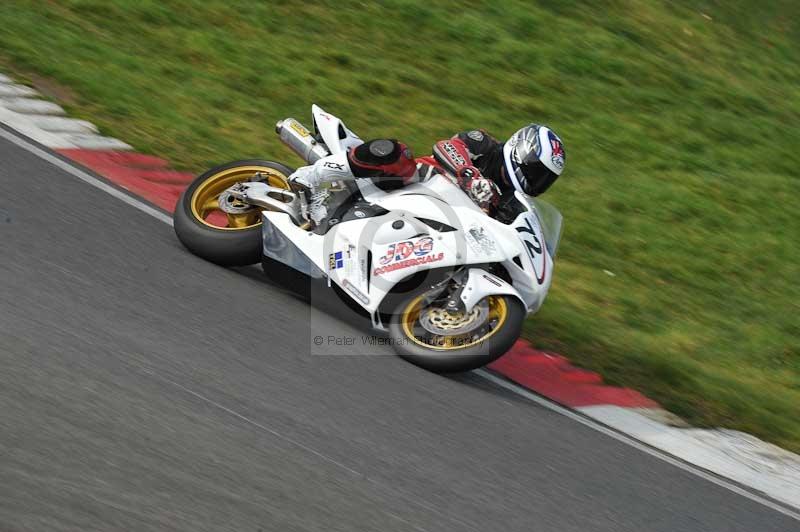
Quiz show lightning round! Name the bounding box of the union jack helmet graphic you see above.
[502,124,566,196]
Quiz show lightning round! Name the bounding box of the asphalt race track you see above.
[0,128,797,531]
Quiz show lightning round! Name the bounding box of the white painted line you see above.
[0,126,172,225]
[475,370,800,521]
[0,122,797,522]
[579,405,800,510]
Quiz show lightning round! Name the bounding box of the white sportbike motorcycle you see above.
[174,105,562,372]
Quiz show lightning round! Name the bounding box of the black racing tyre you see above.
[173,159,294,266]
[388,293,525,373]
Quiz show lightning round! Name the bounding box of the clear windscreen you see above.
[527,196,563,258]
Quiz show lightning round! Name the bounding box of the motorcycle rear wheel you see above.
[173,160,293,266]
[388,293,525,373]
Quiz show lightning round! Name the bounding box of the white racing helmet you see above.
[502,124,565,196]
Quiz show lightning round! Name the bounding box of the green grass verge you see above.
[1,1,798,450]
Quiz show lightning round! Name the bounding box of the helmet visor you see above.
[511,159,558,196]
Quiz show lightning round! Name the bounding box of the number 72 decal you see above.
[515,213,547,285]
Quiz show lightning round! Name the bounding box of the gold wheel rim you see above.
[400,295,508,351]
[189,165,290,230]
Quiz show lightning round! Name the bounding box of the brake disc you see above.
[419,299,490,336]
[218,188,256,214]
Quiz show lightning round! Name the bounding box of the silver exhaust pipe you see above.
[275,118,330,164]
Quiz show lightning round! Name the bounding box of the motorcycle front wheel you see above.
[388,293,525,373]
[173,159,293,266]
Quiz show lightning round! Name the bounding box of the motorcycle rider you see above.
[289,124,566,223]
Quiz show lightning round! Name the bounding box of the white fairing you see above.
[263,108,562,322]
[460,268,523,312]
[311,104,363,155]
[506,191,557,313]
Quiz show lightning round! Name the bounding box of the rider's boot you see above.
[288,141,417,225]
[289,152,354,225]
